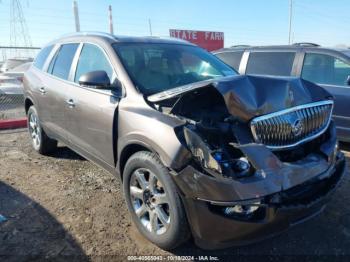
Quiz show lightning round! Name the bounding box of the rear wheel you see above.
[27,106,57,155]
[123,151,190,250]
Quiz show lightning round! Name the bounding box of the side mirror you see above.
[347,75,350,86]
[78,70,111,89]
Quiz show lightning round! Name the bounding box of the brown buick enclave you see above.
[23,32,346,250]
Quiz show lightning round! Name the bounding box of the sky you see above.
[0,0,349,50]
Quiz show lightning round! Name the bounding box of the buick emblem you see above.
[291,118,303,136]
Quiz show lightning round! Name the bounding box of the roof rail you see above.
[59,31,117,41]
[292,42,320,47]
[230,45,251,48]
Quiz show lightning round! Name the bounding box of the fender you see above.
[117,132,191,175]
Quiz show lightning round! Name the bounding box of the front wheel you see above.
[123,151,190,250]
[27,106,57,155]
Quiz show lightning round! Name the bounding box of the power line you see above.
[0,45,40,49]
[295,1,350,22]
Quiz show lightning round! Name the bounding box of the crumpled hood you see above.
[215,75,332,122]
[148,75,333,122]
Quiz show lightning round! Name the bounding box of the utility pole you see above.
[108,5,114,34]
[73,0,80,32]
[148,19,152,36]
[288,0,293,45]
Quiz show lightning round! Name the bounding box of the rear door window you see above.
[50,43,79,80]
[302,53,350,86]
[215,51,243,71]
[246,52,296,76]
[74,43,114,83]
[34,45,53,70]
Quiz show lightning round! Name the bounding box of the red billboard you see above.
[169,29,224,51]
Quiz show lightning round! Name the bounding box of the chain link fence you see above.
[0,93,25,120]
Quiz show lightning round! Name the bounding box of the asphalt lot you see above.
[0,129,350,261]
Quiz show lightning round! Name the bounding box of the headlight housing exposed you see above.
[183,126,222,174]
[183,126,252,178]
[223,201,261,217]
[208,200,265,221]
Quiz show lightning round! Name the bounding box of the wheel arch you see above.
[116,132,191,181]
[118,142,154,181]
[24,97,34,115]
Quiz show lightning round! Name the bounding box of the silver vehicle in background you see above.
[0,57,33,73]
[0,62,31,99]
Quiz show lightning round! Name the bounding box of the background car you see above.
[0,62,30,103]
[0,57,33,73]
[0,74,24,111]
[3,62,32,80]
[213,43,350,142]
[0,75,23,94]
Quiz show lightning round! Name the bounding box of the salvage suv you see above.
[23,33,346,250]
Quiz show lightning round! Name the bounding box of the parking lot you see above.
[0,129,349,261]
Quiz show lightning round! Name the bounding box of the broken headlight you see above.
[223,201,261,216]
[208,200,265,221]
[183,126,252,177]
[184,126,222,174]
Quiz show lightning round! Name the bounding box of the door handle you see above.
[39,87,46,94]
[66,99,75,108]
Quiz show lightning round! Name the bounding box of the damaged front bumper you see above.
[172,138,346,249]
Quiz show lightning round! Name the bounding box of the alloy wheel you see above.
[28,112,41,148]
[129,168,171,235]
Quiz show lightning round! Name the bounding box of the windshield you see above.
[113,43,237,95]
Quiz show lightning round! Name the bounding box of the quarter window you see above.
[246,52,296,76]
[215,51,243,71]
[50,43,79,80]
[74,43,114,83]
[302,53,350,86]
[33,45,53,70]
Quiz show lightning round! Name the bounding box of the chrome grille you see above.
[250,100,333,149]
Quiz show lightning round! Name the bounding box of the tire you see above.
[123,151,190,250]
[27,106,57,155]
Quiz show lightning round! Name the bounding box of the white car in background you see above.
[0,62,31,102]
[0,75,23,95]
[0,58,33,73]
[2,62,32,81]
